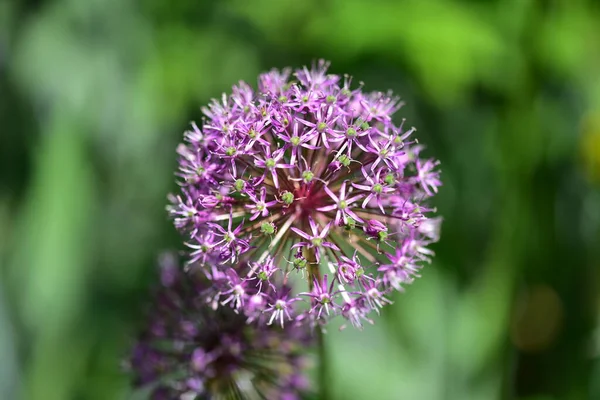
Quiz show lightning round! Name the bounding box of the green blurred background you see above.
[2,0,600,399]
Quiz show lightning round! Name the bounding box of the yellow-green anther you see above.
[281,191,294,205]
[260,222,276,235]
[302,171,314,183]
[344,217,356,230]
[384,173,395,186]
[234,179,245,192]
[338,155,351,167]
[294,258,307,269]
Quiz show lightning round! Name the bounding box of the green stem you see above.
[317,328,329,399]
[303,246,329,399]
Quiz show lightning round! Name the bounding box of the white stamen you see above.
[328,261,352,303]
[212,211,246,221]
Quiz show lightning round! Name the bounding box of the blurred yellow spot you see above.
[510,284,564,353]
[580,112,600,183]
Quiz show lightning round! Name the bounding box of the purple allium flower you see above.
[168,60,442,328]
[128,254,312,399]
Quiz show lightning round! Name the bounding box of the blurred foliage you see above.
[1,0,600,399]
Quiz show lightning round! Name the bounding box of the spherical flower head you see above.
[127,254,312,399]
[169,60,442,329]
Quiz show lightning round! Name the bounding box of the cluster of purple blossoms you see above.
[169,60,442,329]
[128,254,311,399]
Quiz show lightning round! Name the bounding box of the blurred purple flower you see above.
[127,254,312,399]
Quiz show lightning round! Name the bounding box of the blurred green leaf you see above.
[302,0,508,103]
[329,268,506,400]
[0,288,18,400]
[7,115,96,400]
